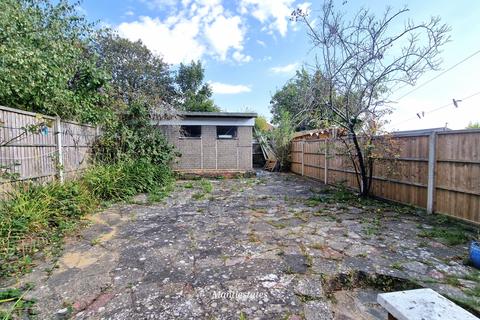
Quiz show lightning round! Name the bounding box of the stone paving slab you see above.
[8,171,480,319]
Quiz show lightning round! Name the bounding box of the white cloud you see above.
[298,2,311,14]
[118,16,205,64]
[209,82,251,94]
[118,0,311,64]
[233,51,252,63]
[118,0,251,64]
[239,0,307,36]
[270,62,299,74]
[141,0,177,10]
[205,15,244,60]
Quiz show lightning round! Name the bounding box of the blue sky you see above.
[81,0,480,130]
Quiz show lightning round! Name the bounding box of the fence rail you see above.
[291,130,480,225]
[0,105,98,190]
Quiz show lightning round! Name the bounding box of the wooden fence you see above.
[291,129,480,225]
[0,105,98,189]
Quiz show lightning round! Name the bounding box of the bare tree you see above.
[292,1,450,196]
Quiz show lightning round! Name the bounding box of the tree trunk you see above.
[350,129,369,197]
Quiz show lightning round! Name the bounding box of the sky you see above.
[80,0,480,131]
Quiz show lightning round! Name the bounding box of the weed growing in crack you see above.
[90,237,101,246]
[391,262,405,271]
[0,284,35,319]
[293,212,309,222]
[418,226,472,246]
[299,243,313,268]
[200,179,213,193]
[191,179,214,201]
[361,215,382,236]
[284,266,295,274]
[444,275,461,287]
[266,221,287,229]
[248,232,260,243]
[309,243,325,250]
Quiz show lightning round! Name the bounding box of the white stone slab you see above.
[377,288,478,320]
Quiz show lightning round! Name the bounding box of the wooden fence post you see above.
[426,132,437,214]
[324,139,328,185]
[301,140,305,176]
[55,116,64,183]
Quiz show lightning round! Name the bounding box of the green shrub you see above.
[91,101,176,166]
[264,110,294,171]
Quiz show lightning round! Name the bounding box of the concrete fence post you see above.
[324,139,328,185]
[55,116,64,183]
[427,132,437,214]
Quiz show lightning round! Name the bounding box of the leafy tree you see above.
[93,99,174,166]
[0,0,110,122]
[293,1,449,196]
[93,35,177,167]
[175,60,219,112]
[466,121,480,129]
[267,111,295,171]
[95,34,176,107]
[270,68,328,130]
[255,115,271,132]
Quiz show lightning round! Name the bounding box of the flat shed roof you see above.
[180,112,257,118]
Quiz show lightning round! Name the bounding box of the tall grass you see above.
[0,160,173,277]
[82,159,173,201]
[0,181,97,276]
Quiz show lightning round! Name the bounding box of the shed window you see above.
[217,126,237,139]
[180,125,201,138]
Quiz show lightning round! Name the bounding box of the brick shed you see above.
[158,112,257,172]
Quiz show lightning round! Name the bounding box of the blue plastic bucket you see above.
[469,241,480,269]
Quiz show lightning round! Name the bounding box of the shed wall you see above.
[160,125,253,171]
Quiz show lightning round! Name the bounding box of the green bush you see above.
[91,101,176,166]
[266,110,295,171]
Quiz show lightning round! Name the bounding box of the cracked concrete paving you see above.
[14,171,480,319]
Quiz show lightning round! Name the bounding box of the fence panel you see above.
[0,106,98,190]
[61,120,97,180]
[435,131,480,223]
[291,129,480,225]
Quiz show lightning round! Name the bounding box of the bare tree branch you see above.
[292,0,450,196]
